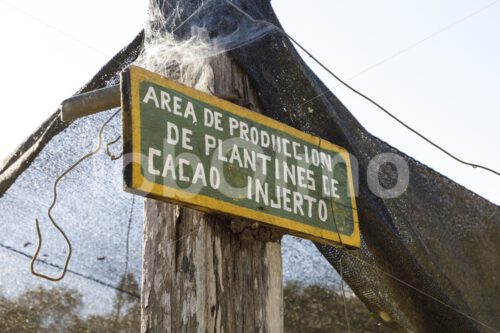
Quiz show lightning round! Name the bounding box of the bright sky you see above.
[0,0,498,204]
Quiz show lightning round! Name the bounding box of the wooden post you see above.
[141,53,284,332]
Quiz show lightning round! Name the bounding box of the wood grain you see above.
[141,52,284,333]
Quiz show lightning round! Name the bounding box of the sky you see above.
[0,0,498,204]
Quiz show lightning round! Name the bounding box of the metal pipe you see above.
[60,85,121,122]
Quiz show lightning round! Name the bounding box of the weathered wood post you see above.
[140,34,284,333]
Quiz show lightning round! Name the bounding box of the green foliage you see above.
[284,282,392,333]
[0,277,390,332]
[0,274,140,333]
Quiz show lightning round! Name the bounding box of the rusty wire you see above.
[224,0,500,177]
[31,109,121,282]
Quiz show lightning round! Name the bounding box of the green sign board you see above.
[121,66,359,248]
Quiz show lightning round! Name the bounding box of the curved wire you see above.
[224,0,500,177]
[31,109,121,281]
[106,135,123,160]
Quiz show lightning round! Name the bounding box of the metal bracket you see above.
[60,85,121,122]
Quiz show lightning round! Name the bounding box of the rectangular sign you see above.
[121,65,359,248]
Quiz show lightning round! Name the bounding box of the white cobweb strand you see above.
[136,22,217,94]
[136,1,275,93]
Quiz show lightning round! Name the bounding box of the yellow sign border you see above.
[122,65,360,248]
